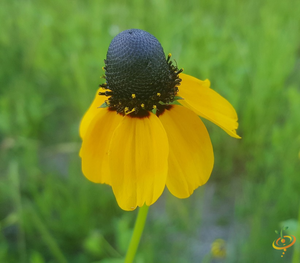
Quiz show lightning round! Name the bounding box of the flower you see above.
[79,29,240,211]
[211,239,227,258]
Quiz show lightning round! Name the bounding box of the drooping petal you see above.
[80,88,108,139]
[108,113,169,211]
[80,109,123,184]
[178,73,241,139]
[158,105,214,198]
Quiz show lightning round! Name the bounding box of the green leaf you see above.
[99,102,108,108]
[174,96,184,100]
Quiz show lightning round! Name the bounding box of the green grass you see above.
[1,0,300,262]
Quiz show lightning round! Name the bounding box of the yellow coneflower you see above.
[211,239,227,258]
[79,29,240,211]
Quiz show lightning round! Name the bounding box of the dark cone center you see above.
[100,29,182,117]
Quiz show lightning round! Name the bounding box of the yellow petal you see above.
[80,109,123,184]
[178,73,241,139]
[80,88,108,139]
[158,105,214,198]
[108,113,169,211]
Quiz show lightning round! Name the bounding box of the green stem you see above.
[124,205,149,263]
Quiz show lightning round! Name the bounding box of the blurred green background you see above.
[1,0,300,262]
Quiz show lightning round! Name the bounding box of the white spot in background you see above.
[109,25,120,37]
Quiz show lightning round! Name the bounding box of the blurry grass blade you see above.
[26,202,68,263]
[292,206,300,263]
[10,161,27,263]
[30,250,46,263]
[0,212,18,230]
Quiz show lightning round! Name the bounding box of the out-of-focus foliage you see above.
[0,0,299,262]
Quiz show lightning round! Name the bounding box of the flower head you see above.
[211,239,227,258]
[80,29,240,211]
[100,29,181,117]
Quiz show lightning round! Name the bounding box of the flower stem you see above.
[124,205,149,263]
